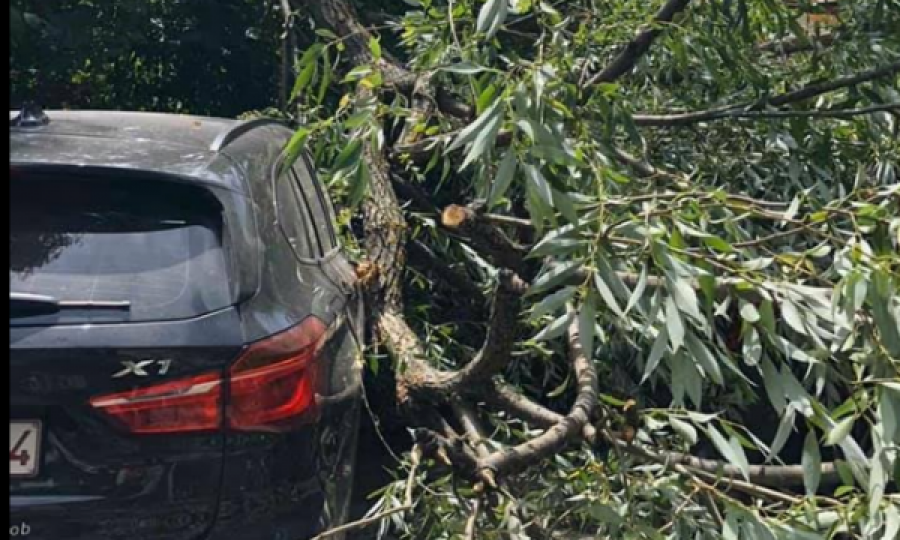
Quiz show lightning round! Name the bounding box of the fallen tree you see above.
[283,0,900,538]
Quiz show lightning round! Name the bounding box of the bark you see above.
[306,0,413,88]
[476,311,599,478]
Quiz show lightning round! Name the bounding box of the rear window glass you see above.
[10,174,233,324]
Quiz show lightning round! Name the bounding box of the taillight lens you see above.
[227,316,327,431]
[89,372,222,434]
[89,317,328,434]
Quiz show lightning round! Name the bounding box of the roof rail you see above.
[209,117,286,152]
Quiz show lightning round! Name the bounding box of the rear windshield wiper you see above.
[10,292,131,318]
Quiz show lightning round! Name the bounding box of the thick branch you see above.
[400,271,526,402]
[447,271,527,386]
[585,0,693,88]
[476,310,599,478]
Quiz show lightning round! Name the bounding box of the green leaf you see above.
[488,149,517,208]
[459,106,503,170]
[869,270,900,357]
[642,326,668,383]
[530,286,575,321]
[476,0,508,39]
[670,416,698,445]
[349,159,370,207]
[780,300,808,336]
[667,274,702,322]
[825,416,855,447]
[290,60,317,101]
[523,164,554,207]
[283,127,311,169]
[708,424,750,481]
[880,387,900,444]
[775,336,816,364]
[685,330,723,385]
[332,138,363,172]
[528,262,582,296]
[439,62,489,75]
[665,296,685,353]
[761,357,787,414]
[624,265,648,315]
[578,297,597,359]
[802,430,822,497]
[532,311,572,341]
[446,101,502,153]
[740,301,760,323]
[368,36,382,60]
[552,189,578,224]
[593,270,625,318]
[314,28,337,40]
[743,326,762,366]
[769,406,796,459]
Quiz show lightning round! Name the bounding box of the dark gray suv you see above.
[9,107,363,540]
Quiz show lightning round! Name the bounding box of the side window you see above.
[292,156,338,252]
[275,167,317,260]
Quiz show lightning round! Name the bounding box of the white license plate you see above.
[9,421,42,478]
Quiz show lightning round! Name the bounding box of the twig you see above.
[631,62,900,127]
[310,445,421,540]
[464,498,481,540]
[633,102,900,127]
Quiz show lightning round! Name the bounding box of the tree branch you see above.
[663,452,841,487]
[585,0,693,88]
[400,271,526,403]
[487,386,841,489]
[632,62,900,127]
[310,445,422,540]
[476,310,599,478]
[633,102,900,127]
[448,270,528,387]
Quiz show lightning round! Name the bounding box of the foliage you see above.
[9,0,282,116]
[11,0,900,538]
[292,0,900,538]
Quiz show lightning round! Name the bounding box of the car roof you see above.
[9,110,287,191]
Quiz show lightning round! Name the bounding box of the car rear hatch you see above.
[9,171,245,540]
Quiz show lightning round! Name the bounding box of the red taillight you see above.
[89,317,328,434]
[227,316,327,431]
[89,372,221,434]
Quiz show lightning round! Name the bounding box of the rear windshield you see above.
[10,174,233,324]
